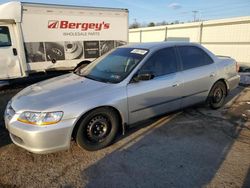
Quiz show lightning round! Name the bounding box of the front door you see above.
[127,47,182,124]
[0,24,22,80]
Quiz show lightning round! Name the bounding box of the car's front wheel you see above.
[207,81,227,109]
[76,108,119,151]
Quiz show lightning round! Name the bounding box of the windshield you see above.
[76,48,148,83]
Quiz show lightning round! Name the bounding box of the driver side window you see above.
[0,26,12,47]
[139,47,178,77]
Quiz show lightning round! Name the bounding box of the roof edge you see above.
[0,1,22,23]
[22,1,128,12]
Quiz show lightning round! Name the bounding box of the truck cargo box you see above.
[0,2,128,80]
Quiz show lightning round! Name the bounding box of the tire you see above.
[207,81,227,109]
[76,108,119,151]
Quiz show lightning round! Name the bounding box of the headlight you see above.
[17,111,63,126]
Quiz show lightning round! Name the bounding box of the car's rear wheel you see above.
[207,81,227,109]
[76,108,119,151]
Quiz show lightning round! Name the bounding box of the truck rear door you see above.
[0,24,22,80]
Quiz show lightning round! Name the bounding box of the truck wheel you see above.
[207,81,227,109]
[76,108,119,151]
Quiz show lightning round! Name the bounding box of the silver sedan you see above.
[4,42,240,154]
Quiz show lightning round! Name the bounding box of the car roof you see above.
[122,41,199,50]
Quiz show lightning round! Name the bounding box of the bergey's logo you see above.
[48,20,59,29]
[48,20,110,31]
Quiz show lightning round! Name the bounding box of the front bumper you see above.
[5,111,76,154]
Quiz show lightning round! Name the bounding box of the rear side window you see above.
[0,26,12,47]
[178,46,213,70]
[140,47,178,77]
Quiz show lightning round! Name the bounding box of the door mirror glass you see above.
[0,26,12,47]
[133,71,154,82]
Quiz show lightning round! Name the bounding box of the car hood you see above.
[11,73,111,112]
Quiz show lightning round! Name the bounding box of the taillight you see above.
[236,61,240,72]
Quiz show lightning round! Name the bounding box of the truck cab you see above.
[0,2,27,80]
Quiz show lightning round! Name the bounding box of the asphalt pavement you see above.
[0,86,249,188]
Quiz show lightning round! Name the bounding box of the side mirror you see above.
[133,71,154,82]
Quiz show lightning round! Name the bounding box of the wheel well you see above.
[213,79,229,96]
[71,106,123,140]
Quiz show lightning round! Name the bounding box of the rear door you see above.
[127,47,182,124]
[176,45,217,107]
[0,24,22,79]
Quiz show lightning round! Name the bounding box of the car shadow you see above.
[116,86,245,144]
[0,86,248,187]
[80,86,248,188]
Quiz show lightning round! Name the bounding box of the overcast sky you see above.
[0,0,250,24]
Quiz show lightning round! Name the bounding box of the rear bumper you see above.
[227,74,240,91]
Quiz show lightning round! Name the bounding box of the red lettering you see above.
[60,21,68,29]
[81,23,88,31]
[49,20,110,30]
[104,23,110,29]
[69,23,76,29]
[95,23,102,31]
[89,23,95,29]
[76,23,82,29]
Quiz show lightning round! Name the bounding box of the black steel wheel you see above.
[207,81,227,109]
[76,108,119,151]
[86,115,111,143]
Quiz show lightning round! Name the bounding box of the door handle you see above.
[210,73,216,77]
[13,48,18,56]
[172,83,179,87]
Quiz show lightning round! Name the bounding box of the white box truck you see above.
[0,1,128,81]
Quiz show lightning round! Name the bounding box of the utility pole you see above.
[192,10,198,22]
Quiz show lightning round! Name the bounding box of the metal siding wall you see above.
[203,44,250,65]
[142,30,166,42]
[129,31,141,43]
[202,23,250,42]
[129,17,250,66]
[167,27,200,42]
